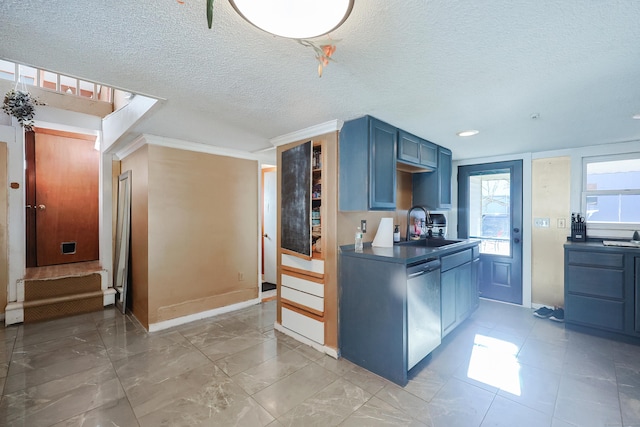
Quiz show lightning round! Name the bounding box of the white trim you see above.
[114,134,147,160]
[147,298,261,332]
[269,120,344,147]
[103,288,116,306]
[115,134,265,162]
[273,322,338,359]
[5,302,23,325]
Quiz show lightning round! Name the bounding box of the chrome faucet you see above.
[406,206,432,241]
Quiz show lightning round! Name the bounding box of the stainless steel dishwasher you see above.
[407,258,441,369]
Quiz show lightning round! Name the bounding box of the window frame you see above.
[581,152,640,231]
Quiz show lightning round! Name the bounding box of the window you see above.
[582,154,640,227]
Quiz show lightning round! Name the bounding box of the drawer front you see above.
[282,273,324,298]
[567,265,624,299]
[472,245,480,259]
[441,249,472,272]
[281,286,324,313]
[282,254,324,275]
[566,294,624,331]
[567,250,624,268]
[282,307,324,344]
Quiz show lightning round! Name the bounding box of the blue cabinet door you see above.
[369,118,397,210]
[398,130,420,164]
[419,140,438,169]
[412,146,452,210]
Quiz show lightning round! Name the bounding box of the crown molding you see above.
[269,119,343,147]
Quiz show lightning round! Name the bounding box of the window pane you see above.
[469,171,511,256]
[0,59,15,81]
[40,71,58,90]
[587,159,640,191]
[18,65,37,86]
[60,75,77,95]
[586,194,640,223]
[79,80,94,98]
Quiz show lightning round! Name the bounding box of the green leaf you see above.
[207,0,214,29]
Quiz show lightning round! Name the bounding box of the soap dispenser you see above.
[632,230,640,244]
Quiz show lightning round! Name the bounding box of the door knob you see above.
[37,204,46,210]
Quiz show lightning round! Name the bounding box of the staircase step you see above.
[25,273,101,301]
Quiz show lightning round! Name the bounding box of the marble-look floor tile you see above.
[341,396,428,427]
[137,367,273,427]
[404,366,448,402]
[427,378,494,427]
[9,339,106,377]
[315,355,388,395]
[554,373,622,427]
[13,322,97,349]
[0,364,125,427]
[253,362,338,417]
[497,363,560,416]
[480,395,551,427]
[517,337,567,374]
[11,331,102,359]
[116,342,211,392]
[51,397,139,427]
[561,346,616,381]
[215,338,291,376]
[104,330,189,362]
[232,349,310,395]
[376,384,433,424]
[3,347,111,394]
[197,330,270,361]
[278,378,370,426]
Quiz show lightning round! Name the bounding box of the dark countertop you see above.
[340,239,481,265]
[564,239,640,253]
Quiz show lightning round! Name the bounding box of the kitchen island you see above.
[339,238,480,385]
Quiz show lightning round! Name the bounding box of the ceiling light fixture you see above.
[632,113,640,120]
[229,0,354,39]
[457,130,479,137]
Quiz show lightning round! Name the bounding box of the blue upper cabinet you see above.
[412,146,452,210]
[398,130,437,169]
[339,116,397,211]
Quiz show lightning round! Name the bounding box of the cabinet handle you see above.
[513,228,520,233]
[514,238,520,243]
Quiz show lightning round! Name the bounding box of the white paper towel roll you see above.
[372,217,394,247]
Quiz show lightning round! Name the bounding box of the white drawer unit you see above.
[282,307,325,344]
[281,286,324,313]
[281,273,324,298]
[282,254,324,275]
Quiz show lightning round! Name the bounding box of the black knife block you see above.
[571,221,587,242]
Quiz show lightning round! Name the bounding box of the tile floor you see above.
[1,299,640,426]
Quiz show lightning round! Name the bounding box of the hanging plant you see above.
[2,89,45,132]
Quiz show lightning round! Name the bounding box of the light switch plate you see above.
[534,218,550,228]
[557,218,566,228]
[361,219,367,233]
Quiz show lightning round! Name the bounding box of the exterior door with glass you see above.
[458,160,523,304]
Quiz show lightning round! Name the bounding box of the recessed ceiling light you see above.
[457,130,479,137]
[632,113,640,120]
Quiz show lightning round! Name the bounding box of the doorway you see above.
[25,128,100,267]
[262,167,277,291]
[458,160,523,304]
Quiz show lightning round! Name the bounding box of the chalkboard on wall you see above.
[281,141,312,258]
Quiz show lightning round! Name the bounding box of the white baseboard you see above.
[274,321,339,359]
[148,298,261,332]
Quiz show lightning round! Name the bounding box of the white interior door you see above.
[263,170,277,284]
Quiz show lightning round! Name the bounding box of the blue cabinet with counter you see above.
[339,116,397,211]
[339,239,480,385]
[564,242,640,338]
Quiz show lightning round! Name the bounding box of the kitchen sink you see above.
[395,238,464,247]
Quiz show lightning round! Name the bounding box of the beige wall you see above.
[531,157,570,307]
[122,144,259,327]
[337,170,414,246]
[0,142,7,316]
[121,145,150,328]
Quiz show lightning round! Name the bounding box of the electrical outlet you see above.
[557,218,566,228]
[361,219,367,233]
[238,272,244,281]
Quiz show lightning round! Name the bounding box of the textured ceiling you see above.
[1,1,639,160]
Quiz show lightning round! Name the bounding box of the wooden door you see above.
[33,128,99,266]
